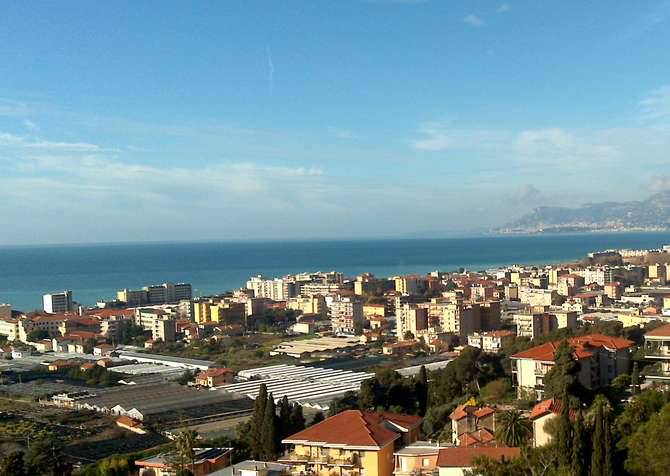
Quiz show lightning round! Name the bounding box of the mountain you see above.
[499,191,670,234]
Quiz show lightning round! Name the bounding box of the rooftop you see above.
[511,334,634,362]
[437,447,521,468]
[282,410,422,449]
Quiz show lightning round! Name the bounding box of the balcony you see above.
[645,342,670,360]
[279,452,361,467]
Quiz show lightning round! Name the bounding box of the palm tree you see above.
[495,410,532,447]
[174,428,199,475]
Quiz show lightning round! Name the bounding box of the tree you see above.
[311,411,325,425]
[543,340,580,400]
[631,362,640,395]
[27,329,49,341]
[625,402,670,476]
[556,391,572,467]
[495,410,532,447]
[251,383,268,457]
[480,378,511,403]
[591,403,604,476]
[328,391,359,417]
[571,410,586,476]
[174,428,199,475]
[24,437,70,476]
[96,456,131,476]
[261,394,278,459]
[603,408,613,476]
[415,365,429,416]
[278,395,291,438]
[0,452,26,476]
[289,402,305,435]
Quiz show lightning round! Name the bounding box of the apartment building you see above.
[450,404,497,447]
[330,296,364,335]
[117,283,192,306]
[467,330,514,353]
[43,290,73,314]
[396,303,429,339]
[643,323,670,381]
[431,301,481,342]
[246,275,298,301]
[135,308,176,342]
[287,295,327,317]
[511,334,634,399]
[518,287,558,307]
[0,319,20,341]
[280,410,423,476]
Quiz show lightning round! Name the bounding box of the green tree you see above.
[289,402,305,435]
[591,403,604,476]
[543,340,579,400]
[625,402,670,476]
[96,456,131,476]
[311,411,325,425]
[556,391,572,467]
[278,395,291,438]
[25,438,70,476]
[261,394,278,459]
[631,362,640,395]
[328,391,359,417]
[27,329,49,341]
[571,410,586,476]
[495,410,532,447]
[0,451,26,476]
[415,365,429,416]
[252,383,268,457]
[174,428,199,475]
[603,408,613,476]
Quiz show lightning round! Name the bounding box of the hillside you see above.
[500,191,670,233]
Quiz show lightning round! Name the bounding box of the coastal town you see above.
[1,243,670,475]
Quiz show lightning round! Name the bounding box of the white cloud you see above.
[0,99,30,117]
[23,119,39,131]
[412,122,451,150]
[464,15,485,27]
[497,3,511,13]
[640,84,670,124]
[327,126,354,139]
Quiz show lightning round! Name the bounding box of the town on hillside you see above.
[2,244,670,475]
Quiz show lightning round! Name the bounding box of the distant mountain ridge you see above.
[500,190,670,233]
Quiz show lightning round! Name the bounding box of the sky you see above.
[1,1,670,245]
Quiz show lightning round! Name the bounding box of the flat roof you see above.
[116,351,214,368]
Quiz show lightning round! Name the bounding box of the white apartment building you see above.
[431,301,481,341]
[511,334,633,399]
[0,319,20,341]
[134,308,177,342]
[43,291,73,314]
[467,330,515,353]
[396,303,429,339]
[246,275,298,301]
[329,296,364,335]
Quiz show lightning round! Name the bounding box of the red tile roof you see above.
[198,368,234,378]
[437,447,521,468]
[511,334,634,362]
[530,398,577,421]
[459,428,496,447]
[283,410,420,448]
[646,323,670,338]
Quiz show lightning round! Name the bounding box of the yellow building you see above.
[281,410,423,476]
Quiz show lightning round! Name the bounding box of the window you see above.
[422,458,430,467]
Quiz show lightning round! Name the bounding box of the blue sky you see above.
[1,1,670,244]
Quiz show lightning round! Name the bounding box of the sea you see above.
[2,232,670,312]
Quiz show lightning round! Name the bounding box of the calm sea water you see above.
[2,233,670,312]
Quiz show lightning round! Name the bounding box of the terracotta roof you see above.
[530,398,577,421]
[198,368,234,378]
[484,330,515,338]
[474,407,495,419]
[645,323,670,338]
[459,428,496,447]
[283,410,420,448]
[88,308,134,318]
[437,447,521,468]
[116,416,142,428]
[511,334,634,362]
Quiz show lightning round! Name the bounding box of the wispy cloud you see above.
[497,2,511,13]
[0,131,116,153]
[266,47,275,92]
[412,122,451,151]
[23,119,39,132]
[327,126,354,139]
[0,99,31,117]
[464,15,485,27]
[639,84,670,124]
